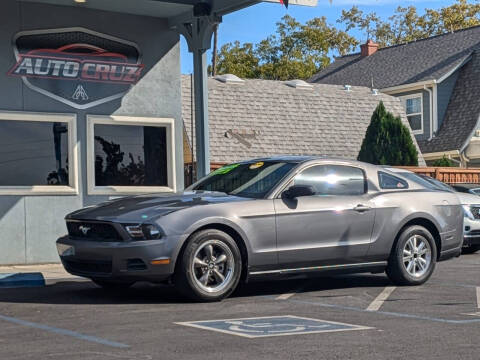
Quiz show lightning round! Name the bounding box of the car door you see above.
[274,164,375,269]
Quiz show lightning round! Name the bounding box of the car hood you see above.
[66,191,251,223]
[455,192,480,206]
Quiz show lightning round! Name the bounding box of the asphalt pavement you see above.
[0,253,479,360]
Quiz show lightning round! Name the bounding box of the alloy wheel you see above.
[191,240,235,293]
[402,235,432,278]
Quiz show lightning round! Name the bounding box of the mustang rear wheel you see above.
[174,229,242,302]
[386,225,437,286]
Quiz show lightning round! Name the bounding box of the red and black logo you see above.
[8,28,144,109]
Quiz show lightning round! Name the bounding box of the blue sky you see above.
[180,0,461,73]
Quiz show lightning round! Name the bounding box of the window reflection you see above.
[94,124,168,187]
[0,119,69,186]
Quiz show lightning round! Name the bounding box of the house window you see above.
[402,95,423,134]
[0,111,77,195]
[87,115,176,195]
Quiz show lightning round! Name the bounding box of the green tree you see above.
[432,155,455,167]
[215,15,358,80]
[358,102,418,166]
[338,0,480,48]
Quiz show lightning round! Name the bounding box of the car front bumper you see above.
[463,217,480,247]
[56,235,182,282]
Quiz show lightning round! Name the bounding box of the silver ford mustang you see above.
[57,157,463,301]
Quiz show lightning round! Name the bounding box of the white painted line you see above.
[276,293,296,300]
[366,286,396,312]
[477,287,480,309]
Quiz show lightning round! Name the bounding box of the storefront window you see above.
[87,116,175,194]
[93,124,168,187]
[0,112,76,194]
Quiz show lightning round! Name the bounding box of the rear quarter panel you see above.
[367,190,463,260]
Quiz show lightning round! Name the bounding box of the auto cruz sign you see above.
[8,28,144,109]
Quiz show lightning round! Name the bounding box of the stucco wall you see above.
[0,0,182,264]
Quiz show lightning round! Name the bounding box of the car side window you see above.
[293,165,366,196]
[378,172,408,189]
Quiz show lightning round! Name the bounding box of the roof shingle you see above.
[310,25,480,89]
[182,76,425,165]
[418,50,480,154]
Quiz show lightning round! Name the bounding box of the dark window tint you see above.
[378,172,408,189]
[190,161,296,199]
[0,120,69,186]
[94,124,167,186]
[293,165,366,196]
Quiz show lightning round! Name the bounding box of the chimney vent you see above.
[215,74,245,84]
[360,39,379,57]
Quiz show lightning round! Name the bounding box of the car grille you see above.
[63,259,112,275]
[66,221,122,241]
[470,206,480,220]
[467,230,480,236]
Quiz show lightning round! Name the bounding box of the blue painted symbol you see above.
[177,315,372,338]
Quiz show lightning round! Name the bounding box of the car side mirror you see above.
[282,185,315,199]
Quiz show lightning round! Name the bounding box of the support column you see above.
[193,47,210,178]
[173,13,221,179]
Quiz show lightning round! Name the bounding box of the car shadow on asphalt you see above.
[0,273,392,305]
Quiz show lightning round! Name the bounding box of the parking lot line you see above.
[366,286,396,312]
[477,287,480,309]
[0,314,129,348]
[278,297,480,324]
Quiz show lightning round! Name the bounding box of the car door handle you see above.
[353,204,371,213]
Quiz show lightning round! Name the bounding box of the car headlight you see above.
[462,205,475,220]
[124,224,162,240]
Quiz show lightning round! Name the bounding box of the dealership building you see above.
[0,0,318,265]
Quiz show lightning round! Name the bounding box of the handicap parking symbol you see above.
[176,315,373,338]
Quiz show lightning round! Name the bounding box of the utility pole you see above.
[211,24,218,76]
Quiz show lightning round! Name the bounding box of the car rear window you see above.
[378,172,408,189]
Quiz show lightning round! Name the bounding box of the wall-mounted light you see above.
[74,0,86,3]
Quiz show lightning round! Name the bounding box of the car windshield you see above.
[188,161,297,199]
[398,172,452,192]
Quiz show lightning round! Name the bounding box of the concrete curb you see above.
[0,273,46,288]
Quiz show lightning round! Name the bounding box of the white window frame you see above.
[401,94,424,135]
[87,115,176,195]
[0,110,78,196]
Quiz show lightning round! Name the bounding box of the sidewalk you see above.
[0,263,85,287]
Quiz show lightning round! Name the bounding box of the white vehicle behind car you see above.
[457,192,480,254]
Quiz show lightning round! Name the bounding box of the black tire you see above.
[386,225,437,286]
[462,245,480,254]
[174,229,242,302]
[92,279,134,290]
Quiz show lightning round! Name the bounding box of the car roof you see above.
[240,156,377,168]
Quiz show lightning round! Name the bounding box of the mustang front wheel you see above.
[174,229,242,301]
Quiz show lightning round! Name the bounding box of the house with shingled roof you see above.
[310,25,480,167]
[182,74,424,183]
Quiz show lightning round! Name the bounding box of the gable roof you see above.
[310,25,480,89]
[418,50,480,154]
[182,75,425,165]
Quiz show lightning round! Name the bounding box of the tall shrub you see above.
[358,101,418,166]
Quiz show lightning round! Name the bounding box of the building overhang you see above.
[19,0,317,20]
